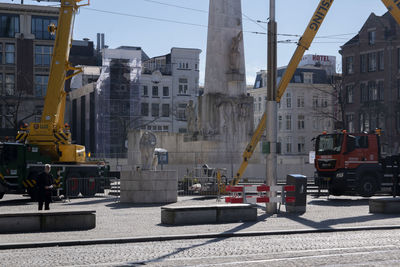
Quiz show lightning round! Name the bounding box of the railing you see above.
[63,177,118,200]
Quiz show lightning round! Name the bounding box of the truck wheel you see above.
[328,187,344,196]
[357,176,377,197]
[0,192,4,199]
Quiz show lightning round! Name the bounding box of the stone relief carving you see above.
[139,131,157,170]
[185,100,197,134]
[229,31,243,73]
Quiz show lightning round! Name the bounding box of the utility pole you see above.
[266,0,278,214]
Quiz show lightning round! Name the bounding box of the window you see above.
[321,98,328,107]
[5,105,14,128]
[278,115,282,131]
[346,114,354,132]
[151,103,159,117]
[361,83,368,102]
[303,73,313,84]
[143,86,148,96]
[0,14,19,38]
[34,75,48,97]
[286,136,292,153]
[152,86,158,97]
[298,115,305,130]
[368,31,376,45]
[312,117,319,130]
[162,104,170,117]
[163,86,169,97]
[35,45,52,66]
[5,74,14,95]
[297,96,304,108]
[32,16,57,40]
[346,56,354,74]
[360,54,367,73]
[360,113,370,132]
[298,137,305,153]
[378,80,384,101]
[163,126,169,132]
[0,44,2,63]
[368,81,377,101]
[368,52,377,72]
[141,103,149,116]
[378,51,384,71]
[294,75,301,83]
[398,79,400,99]
[286,92,291,108]
[177,103,187,121]
[0,73,2,95]
[5,44,15,64]
[179,78,188,94]
[195,63,198,70]
[346,85,353,104]
[285,114,292,131]
[312,95,318,108]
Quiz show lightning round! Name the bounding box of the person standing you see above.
[37,164,54,210]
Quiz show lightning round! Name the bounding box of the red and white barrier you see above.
[225,184,296,204]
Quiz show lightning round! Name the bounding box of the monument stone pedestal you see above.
[120,170,177,204]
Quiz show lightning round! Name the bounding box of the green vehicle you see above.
[0,142,111,200]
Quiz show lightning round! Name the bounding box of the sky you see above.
[2,0,390,85]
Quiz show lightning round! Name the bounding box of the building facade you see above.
[340,12,400,154]
[0,3,59,140]
[249,65,334,156]
[140,47,201,133]
[69,46,201,157]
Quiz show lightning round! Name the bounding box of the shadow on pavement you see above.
[128,213,271,266]
[308,198,370,207]
[105,202,166,209]
[64,197,118,206]
[0,197,33,206]
[286,213,399,230]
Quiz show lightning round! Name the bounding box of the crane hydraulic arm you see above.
[231,0,400,186]
[18,0,88,163]
[231,0,334,186]
[381,0,400,26]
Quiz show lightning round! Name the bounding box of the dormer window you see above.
[303,72,313,84]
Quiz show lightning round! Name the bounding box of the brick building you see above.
[0,3,58,140]
[340,12,400,154]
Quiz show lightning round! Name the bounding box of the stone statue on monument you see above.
[229,31,243,73]
[185,100,197,134]
[139,131,157,170]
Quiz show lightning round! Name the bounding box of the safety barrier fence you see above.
[225,184,296,204]
[64,177,118,200]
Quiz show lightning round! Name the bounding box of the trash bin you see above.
[285,174,307,214]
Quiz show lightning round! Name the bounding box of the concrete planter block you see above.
[0,210,95,233]
[121,170,178,204]
[161,204,257,225]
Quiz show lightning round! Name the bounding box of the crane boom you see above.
[18,0,88,163]
[381,0,400,25]
[231,0,334,186]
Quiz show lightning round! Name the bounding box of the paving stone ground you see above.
[1,230,400,266]
[0,193,399,245]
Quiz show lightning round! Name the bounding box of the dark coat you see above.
[37,172,54,200]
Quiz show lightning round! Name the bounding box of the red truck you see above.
[314,131,399,197]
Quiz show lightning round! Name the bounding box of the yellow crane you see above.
[17,0,88,163]
[230,0,400,186]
